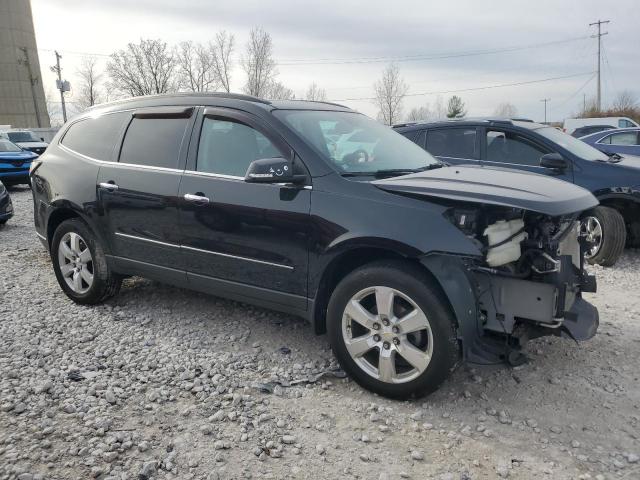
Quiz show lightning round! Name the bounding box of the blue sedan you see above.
[0,138,38,185]
[579,127,640,157]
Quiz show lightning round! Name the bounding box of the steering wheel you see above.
[343,149,370,166]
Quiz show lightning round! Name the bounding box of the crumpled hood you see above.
[373,165,598,216]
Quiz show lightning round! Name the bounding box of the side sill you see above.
[106,255,311,322]
[187,271,310,320]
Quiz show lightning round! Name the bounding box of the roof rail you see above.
[87,91,273,111]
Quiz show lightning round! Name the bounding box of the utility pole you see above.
[589,19,609,112]
[18,47,43,128]
[540,98,550,124]
[51,51,68,123]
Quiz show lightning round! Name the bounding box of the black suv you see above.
[31,94,599,398]
[394,119,640,266]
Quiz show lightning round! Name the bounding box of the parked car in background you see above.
[0,180,14,225]
[0,138,39,186]
[394,118,640,266]
[0,129,48,155]
[578,128,640,158]
[31,93,600,399]
[571,124,616,138]
[563,117,639,135]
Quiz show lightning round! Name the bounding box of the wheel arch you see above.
[310,242,463,336]
[46,202,108,253]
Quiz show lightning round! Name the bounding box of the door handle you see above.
[184,193,210,204]
[98,182,119,191]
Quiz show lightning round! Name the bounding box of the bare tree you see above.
[75,57,103,110]
[210,31,234,93]
[241,27,277,97]
[406,104,431,122]
[266,81,295,100]
[176,41,218,92]
[493,102,517,118]
[305,82,327,101]
[433,95,447,119]
[107,39,177,97]
[612,90,638,111]
[373,63,408,126]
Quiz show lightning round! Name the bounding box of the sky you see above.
[31,0,640,125]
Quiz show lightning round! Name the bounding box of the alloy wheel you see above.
[341,286,433,384]
[57,232,94,294]
[582,216,603,259]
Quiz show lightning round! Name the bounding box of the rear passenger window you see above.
[61,112,129,161]
[119,117,189,169]
[426,128,477,158]
[196,117,282,177]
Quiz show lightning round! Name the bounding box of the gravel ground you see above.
[1,185,639,480]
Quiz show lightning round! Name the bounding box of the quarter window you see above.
[61,112,129,161]
[119,117,189,169]
[426,128,477,158]
[486,130,548,166]
[196,117,282,177]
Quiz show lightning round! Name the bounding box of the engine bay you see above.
[445,204,598,356]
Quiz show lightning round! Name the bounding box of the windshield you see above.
[0,139,23,153]
[537,127,609,161]
[7,131,39,143]
[273,110,440,173]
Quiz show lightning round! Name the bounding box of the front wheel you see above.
[582,206,626,267]
[51,218,122,304]
[327,260,459,399]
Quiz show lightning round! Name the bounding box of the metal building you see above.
[0,0,50,128]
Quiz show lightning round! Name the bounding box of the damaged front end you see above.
[374,165,600,365]
[425,205,599,365]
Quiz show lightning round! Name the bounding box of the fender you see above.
[420,253,487,363]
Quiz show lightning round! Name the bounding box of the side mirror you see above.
[540,152,569,170]
[244,157,295,183]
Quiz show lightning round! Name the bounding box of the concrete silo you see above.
[0,0,50,128]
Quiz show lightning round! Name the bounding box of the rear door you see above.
[96,106,195,279]
[420,127,480,166]
[481,127,574,182]
[177,107,311,312]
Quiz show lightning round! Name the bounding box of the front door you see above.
[97,106,194,276]
[481,128,574,182]
[178,108,311,312]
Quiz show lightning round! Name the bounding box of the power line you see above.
[277,35,591,65]
[329,72,596,102]
[554,73,596,109]
[37,35,591,66]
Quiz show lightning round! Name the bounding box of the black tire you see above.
[583,206,626,267]
[51,218,122,304]
[327,260,459,400]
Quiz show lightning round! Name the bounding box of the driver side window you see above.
[486,130,549,166]
[196,117,282,177]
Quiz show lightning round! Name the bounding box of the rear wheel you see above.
[582,206,626,267]
[51,218,122,304]
[327,260,459,399]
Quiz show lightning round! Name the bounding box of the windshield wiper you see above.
[341,163,445,178]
